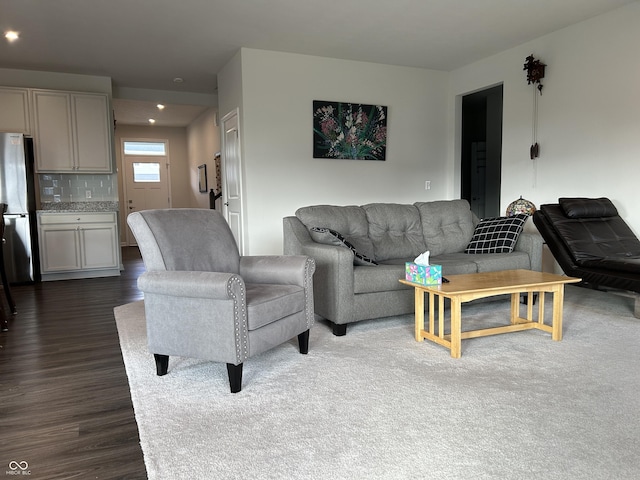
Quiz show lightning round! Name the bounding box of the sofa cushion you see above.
[309,227,378,266]
[353,263,407,294]
[296,205,375,259]
[465,251,531,272]
[428,254,479,275]
[581,256,640,274]
[464,214,527,254]
[414,200,475,256]
[362,203,427,262]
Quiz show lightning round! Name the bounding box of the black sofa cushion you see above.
[581,256,640,274]
[559,197,618,219]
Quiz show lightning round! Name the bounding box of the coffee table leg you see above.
[450,298,462,358]
[552,285,564,341]
[510,293,519,323]
[414,288,424,342]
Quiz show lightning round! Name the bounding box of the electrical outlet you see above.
[425,181,431,190]
[85,190,92,199]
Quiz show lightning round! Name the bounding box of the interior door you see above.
[124,154,170,245]
[221,110,244,253]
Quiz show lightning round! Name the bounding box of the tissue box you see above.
[405,263,442,285]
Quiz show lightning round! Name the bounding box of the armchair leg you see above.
[298,329,310,354]
[227,363,243,393]
[154,354,169,376]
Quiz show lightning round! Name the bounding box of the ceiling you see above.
[1,0,636,126]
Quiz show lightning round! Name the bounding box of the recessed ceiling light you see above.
[4,31,19,42]
[148,119,156,124]
[173,77,184,84]
[156,104,165,110]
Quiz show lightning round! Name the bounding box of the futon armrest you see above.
[138,271,242,299]
[239,255,315,286]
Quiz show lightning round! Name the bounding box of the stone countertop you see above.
[38,201,119,213]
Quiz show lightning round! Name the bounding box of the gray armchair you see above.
[127,209,316,393]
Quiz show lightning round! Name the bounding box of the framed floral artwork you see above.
[313,100,387,160]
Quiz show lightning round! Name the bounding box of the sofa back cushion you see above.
[414,200,475,256]
[362,203,427,261]
[295,205,375,259]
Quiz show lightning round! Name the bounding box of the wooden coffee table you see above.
[399,269,581,358]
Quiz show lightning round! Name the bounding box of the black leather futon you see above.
[533,197,640,316]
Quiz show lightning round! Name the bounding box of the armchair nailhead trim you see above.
[227,276,248,363]
[304,259,315,328]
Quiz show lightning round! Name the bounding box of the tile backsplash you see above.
[39,173,119,203]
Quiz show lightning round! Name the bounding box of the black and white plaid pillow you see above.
[309,227,378,266]
[464,214,527,254]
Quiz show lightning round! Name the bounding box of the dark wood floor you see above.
[1,247,148,479]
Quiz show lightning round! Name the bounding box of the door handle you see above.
[224,202,229,206]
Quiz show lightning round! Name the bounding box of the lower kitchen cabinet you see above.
[38,212,121,280]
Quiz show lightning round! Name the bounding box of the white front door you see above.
[123,152,171,245]
[221,110,244,253]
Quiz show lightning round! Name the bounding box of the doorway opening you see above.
[460,84,503,219]
[121,139,171,246]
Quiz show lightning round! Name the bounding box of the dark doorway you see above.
[461,85,503,219]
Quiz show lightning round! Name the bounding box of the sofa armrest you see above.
[284,216,356,323]
[301,242,355,324]
[514,232,543,271]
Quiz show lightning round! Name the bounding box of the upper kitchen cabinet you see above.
[32,90,113,173]
[0,87,31,134]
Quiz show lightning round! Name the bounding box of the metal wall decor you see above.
[524,55,546,159]
[523,55,546,94]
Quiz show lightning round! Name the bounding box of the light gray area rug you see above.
[115,286,640,480]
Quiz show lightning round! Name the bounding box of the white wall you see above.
[187,107,220,209]
[448,1,640,235]
[220,49,449,254]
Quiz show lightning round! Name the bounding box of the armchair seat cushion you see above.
[246,284,306,330]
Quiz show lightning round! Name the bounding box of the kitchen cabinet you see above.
[32,90,113,173]
[38,212,120,280]
[0,87,31,134]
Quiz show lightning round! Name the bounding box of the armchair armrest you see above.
[138,270,243,299]
[139,270,250,365]
[239,255,315,286]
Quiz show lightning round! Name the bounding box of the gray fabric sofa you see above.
[283,200,543,335]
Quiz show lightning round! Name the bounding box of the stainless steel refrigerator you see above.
[0,132,40,284]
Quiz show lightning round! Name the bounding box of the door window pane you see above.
[124,141,166,156]
[133,163,160,182]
